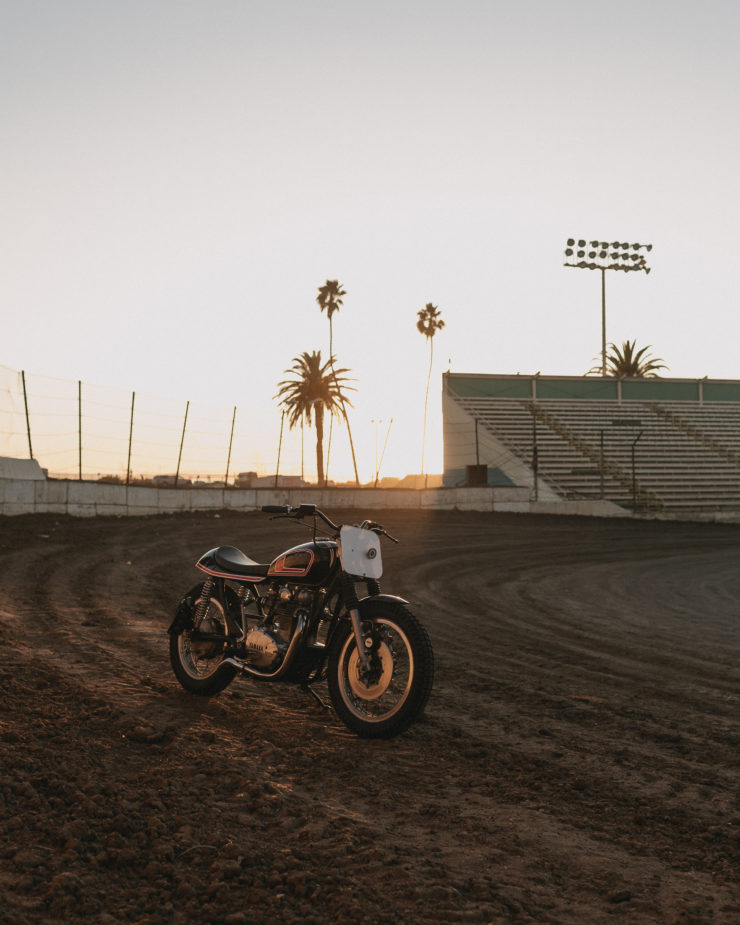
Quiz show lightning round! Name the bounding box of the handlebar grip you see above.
[261,505,290,514]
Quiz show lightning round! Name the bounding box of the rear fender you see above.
[168,595,195,635]
[168,580,242,637]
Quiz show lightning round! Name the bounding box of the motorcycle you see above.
[168,504,434,738]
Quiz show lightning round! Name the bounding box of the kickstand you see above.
[301,683,329,709]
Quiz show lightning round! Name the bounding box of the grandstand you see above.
[443,373,740,514]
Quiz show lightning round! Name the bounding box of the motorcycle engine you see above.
[244,626,286,670]
[246,584,313,670]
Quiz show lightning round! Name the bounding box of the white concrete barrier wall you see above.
[0,457,46,480]
[0,476,655,519]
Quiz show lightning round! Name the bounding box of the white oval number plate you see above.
[339,526,383,580]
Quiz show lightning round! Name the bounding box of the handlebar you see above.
[359,519,399,544]
[260,504,397,542]
[260,503,340,532]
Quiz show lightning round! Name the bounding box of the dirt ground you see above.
[0,508,738,924]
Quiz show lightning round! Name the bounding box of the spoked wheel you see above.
[328,600,434,738]
[169,583,238,695]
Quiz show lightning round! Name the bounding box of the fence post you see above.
[531,410,538,502]
[325,415,333,484]
[175,401,189,489]
[78,380,82,480]
[224,406,236,486]
[275,411,284,488]
[126,392,135,486]
[21,370,33,459]
[631,431,643,510]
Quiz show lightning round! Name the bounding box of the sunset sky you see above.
[3,1,739,481]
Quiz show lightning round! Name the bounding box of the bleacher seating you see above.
[449,393,740,513]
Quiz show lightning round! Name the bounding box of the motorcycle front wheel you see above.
[169,583,238,696]
[328,599,434,738]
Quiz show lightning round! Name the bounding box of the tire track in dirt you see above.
[1,510,739,923]
[374,513,740,915]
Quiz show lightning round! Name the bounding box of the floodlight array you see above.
[563,238,652,274]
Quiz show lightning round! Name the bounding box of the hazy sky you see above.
[3,1,739,481]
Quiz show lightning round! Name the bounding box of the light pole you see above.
[371,418,382,487]
[563,238,652,376]
[378,418,392,488]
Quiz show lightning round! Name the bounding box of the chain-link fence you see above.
[0,364,320,485]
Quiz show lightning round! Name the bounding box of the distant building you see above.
[152,475,192,487]
[235,471,307,488]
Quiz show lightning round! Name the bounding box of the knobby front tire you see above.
[328,599,434,739]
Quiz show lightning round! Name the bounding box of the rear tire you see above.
[328,599,434,738]
[169,583,238,696]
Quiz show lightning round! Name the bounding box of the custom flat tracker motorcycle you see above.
[168,504,434,738]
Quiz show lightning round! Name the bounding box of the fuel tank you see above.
[268,540,338,586]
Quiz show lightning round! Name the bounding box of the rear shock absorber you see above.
[194,577,215,628]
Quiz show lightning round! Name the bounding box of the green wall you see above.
[447,376,532,399]
[703,381,740,401]
[620,380,698,401]
[535,378,618,399]
[446,374,740,403]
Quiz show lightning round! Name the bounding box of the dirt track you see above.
[1,509,739,924]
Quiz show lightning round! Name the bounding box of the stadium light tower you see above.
[563,238,652,376]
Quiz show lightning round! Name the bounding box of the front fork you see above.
[349,608,372,671]
[342,573,380,672]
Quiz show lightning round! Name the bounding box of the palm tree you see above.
[316,280,346,360]
[316,280,360,486]
[589,340,667,378]
[417,302,445,484]
[275,350,354,487]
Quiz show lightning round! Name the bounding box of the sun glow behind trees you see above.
[4,2,740,483]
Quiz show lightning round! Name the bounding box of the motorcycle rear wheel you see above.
[169,583,238,695]
[328,599,434,738]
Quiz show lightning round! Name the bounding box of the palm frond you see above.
[587,340,668,378]
[274,350,355,428]
[316,279,346,319]
[416,302,445,339]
